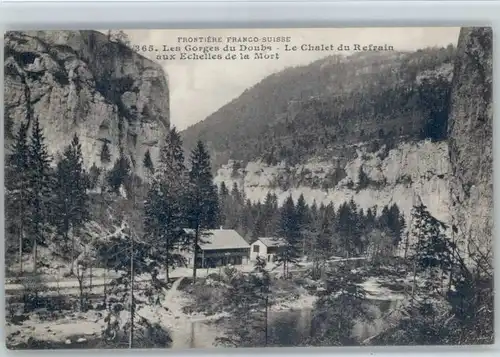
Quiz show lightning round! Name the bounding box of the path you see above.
[5,257,367,295]
[164,277,185,317]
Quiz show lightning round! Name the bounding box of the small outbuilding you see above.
[250,237,287,263]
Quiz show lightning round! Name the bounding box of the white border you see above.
[0,1,498,356]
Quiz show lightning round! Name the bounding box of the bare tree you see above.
[75,259,89,312]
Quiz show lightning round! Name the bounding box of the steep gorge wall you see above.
[447,27,493,262]
[215,140,451,224]
[4,30,169,177]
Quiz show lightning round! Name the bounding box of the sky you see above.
[124,27,461,130]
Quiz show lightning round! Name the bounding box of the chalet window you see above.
[253,245,260,253]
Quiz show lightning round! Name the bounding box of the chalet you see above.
[180,228,251,268]
[250,237,287,263]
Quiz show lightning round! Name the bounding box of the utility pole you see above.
[264,294,268,346]
[129,190,138,348]
[89,258,93,293]
[129,226,134,349]
[19,228,23,274]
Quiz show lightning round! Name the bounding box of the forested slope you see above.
[182,46,455,168]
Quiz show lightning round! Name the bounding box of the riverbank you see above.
[5,279,318,349]
[6,264,407,349]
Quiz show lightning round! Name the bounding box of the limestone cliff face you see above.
[4,30,169,177]
[215,140,451,224]
[447,27,493,262]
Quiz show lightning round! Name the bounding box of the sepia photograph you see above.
[3,27,493,349]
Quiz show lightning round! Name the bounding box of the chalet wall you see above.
[250,240,268,261]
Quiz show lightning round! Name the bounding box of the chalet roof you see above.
[183,229,250,251]
[257,237,287,247]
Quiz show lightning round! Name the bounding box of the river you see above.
[8,298,401,350]
[170,298,401,348]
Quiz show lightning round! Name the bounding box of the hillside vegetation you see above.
[182,46,455,168]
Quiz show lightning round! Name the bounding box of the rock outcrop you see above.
[447,27,493,264]
[4,30,169,177]
[215,140,451,224]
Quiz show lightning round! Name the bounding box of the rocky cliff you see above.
[447,27,493,264]
[215,139,451,224]
[4,30,169,177]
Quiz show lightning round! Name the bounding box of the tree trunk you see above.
[79,281,84,311]
[76,265,84,311]
[192,225,199,283]
[103,269,107,305]
[404,233,410,260]
[448,233,457,292]
[410,259,417,305]
[71,235,75,274]
[410,239,420,306]
[264,295,268,346]
[19,228,23,274]
[165,261,170,284]
[163,227,170,283]
[33,231,38,274]
[19,188,25,274]
[129,231,134,349]
[69,227,75,275]
[89,265,93,293]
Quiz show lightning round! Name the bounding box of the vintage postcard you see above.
[3,27,493,349]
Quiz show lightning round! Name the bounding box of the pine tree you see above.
[231,182,242,203]
[216,259,272,347]
[143,149,154,175]
[366,207,376,231]
[314,203,335,277]
[185,140,219,281]
[53,133,90,273]
[409,202,454,298]
[308,200,325,279]
[144,128,187,282]
[295,193,309,256]
[96,224,171,348]
[107,154,131,194]
[350,200,365,256]
[250,256,272,346]
[218,181,230,228]
[215,270,259,347]
[5,121,30,272]
[388,203,405,246]
[357,166,370,190]
[276,195,300,278]
[250,201,264,239]
[227,182,246,232]
[335,198,363,257]
[336,202,351,258]
[253,195,269,238]
[259,192,278,236]
[26,117,53,274]
[88,162,102,190]
[100,141,111,164]
[241,199,254,237]
[309,263,369,346]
